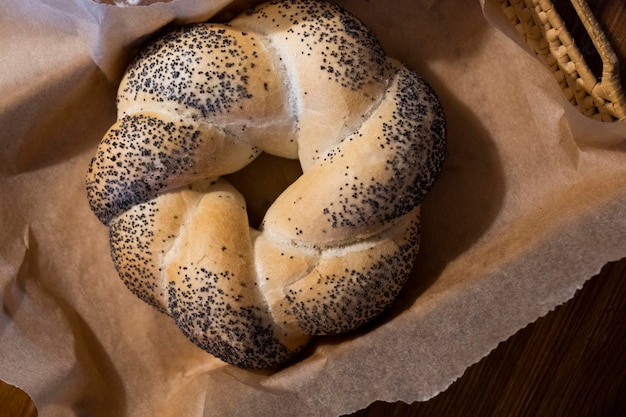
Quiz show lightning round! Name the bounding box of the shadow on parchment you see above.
[2,66,117,176]
[387,86,506,317]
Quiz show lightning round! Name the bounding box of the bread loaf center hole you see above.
[224,153,303,229]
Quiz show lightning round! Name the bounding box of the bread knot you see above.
[86,0,446,369]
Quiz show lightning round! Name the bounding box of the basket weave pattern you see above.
[497,0,625,121]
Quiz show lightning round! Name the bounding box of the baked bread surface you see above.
[86,0,446,369]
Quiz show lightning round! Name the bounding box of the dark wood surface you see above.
[0,383,37,417]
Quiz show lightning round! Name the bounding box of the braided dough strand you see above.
[86,0,446,368]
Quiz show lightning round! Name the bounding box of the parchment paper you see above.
[1,0,625,416]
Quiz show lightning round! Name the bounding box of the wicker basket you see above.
[496,0,626,121]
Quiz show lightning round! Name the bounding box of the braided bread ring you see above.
[86,0,446,369]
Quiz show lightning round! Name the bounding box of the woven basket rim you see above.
[496,0,626,121]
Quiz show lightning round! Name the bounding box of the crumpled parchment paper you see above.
[1,0,625,416]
